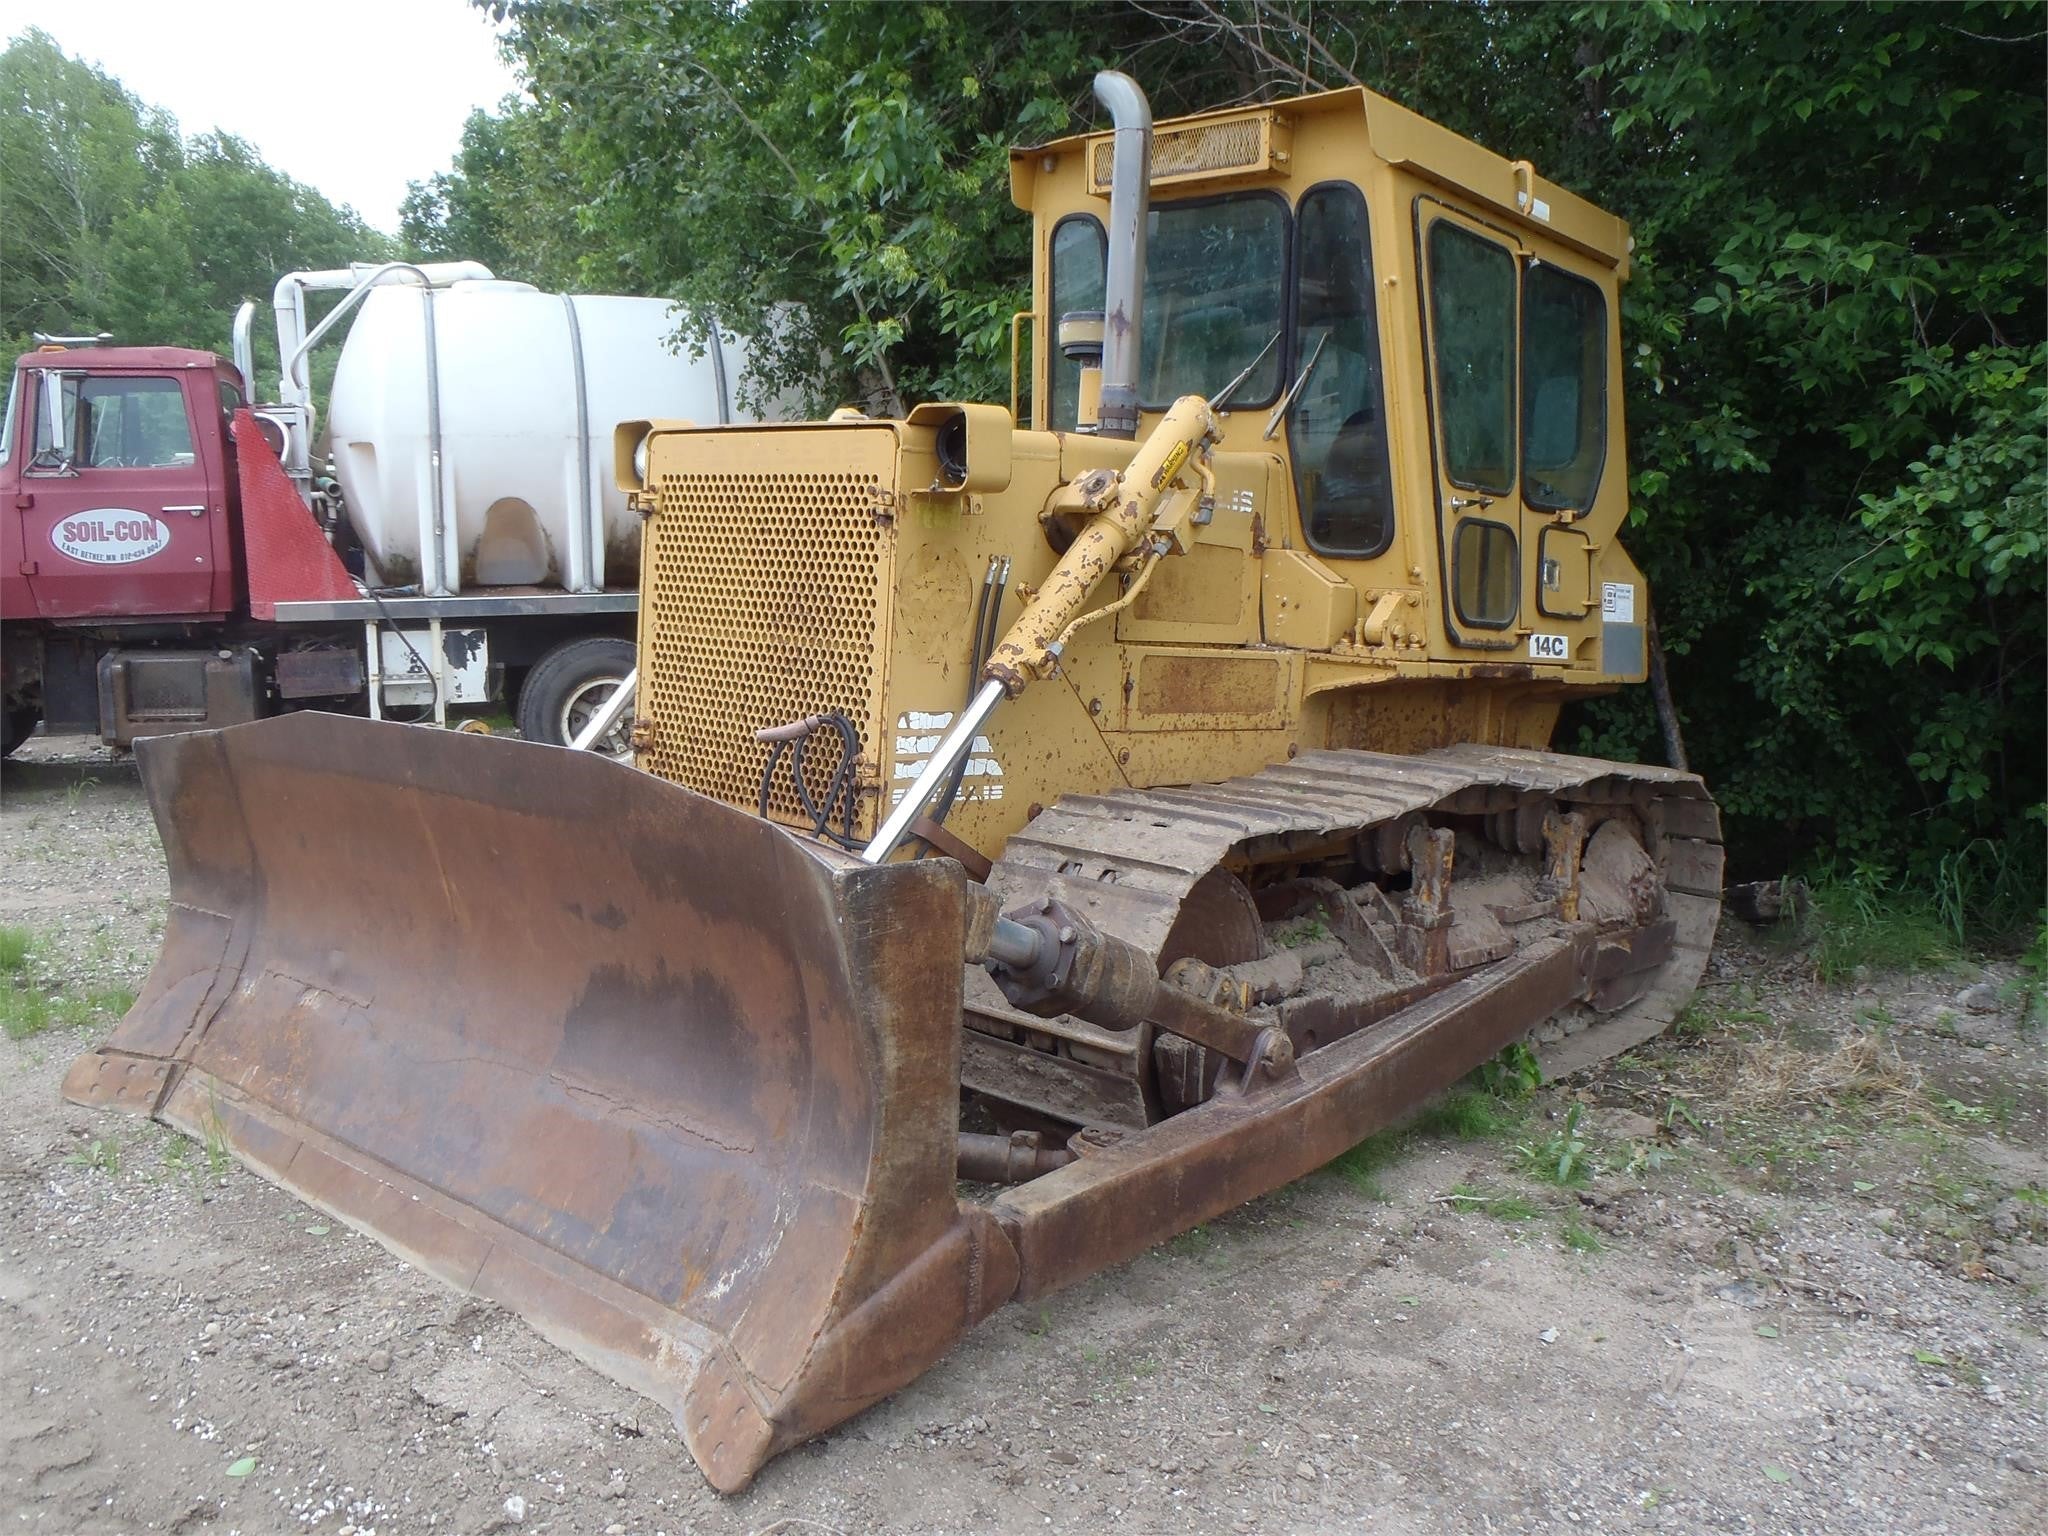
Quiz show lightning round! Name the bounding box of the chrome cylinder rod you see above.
[569,668,637,753]
[861,676,1006,864]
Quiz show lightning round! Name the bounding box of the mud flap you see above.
[63,713,1016,1492]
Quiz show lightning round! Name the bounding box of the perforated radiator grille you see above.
[639,440,894,835]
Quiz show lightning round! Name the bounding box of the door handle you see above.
[162,505,207,517]
[1448,495,1494,510]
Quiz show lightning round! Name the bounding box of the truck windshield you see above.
[0,372,16,465]
[34,375,195,469]
[1139,194,1287,408]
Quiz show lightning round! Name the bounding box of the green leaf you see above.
[1914,1350,1949,1366]
[1763,1465,1791,1484]
[1755,1324,1780,1338]
[225,1457,256,1478]
[305,1224,330,1236]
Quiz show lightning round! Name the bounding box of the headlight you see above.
[632,433,651,485]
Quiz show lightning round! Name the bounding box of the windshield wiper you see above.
[1262,332,1329,441]
[1207,331,1281,412]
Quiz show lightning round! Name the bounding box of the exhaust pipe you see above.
[1093,71,1152,441]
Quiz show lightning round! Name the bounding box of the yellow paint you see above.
[630,80,1657,859]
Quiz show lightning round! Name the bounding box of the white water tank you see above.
[326,280,774,594]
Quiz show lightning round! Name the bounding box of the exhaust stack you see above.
[1092,71,1152,441]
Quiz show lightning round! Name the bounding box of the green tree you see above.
[468,0,2043,887]
[400,100,585,289]
[0,29,392,390]
[1569,1,2045,879]
[0,28,178,345]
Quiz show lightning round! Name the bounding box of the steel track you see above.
[963,744,1724,1123]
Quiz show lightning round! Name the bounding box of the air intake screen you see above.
[638,430,896,836]
[1089,112,1275,192]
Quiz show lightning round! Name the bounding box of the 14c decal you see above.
[1528,633,1570,661]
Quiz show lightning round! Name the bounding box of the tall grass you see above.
[1801,835,2041,980]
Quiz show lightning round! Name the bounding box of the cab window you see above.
[34,375,195,469]
[1426,222,1517,494]
[1140,193,1286,408]
[1453,519,1518,628]
[1522,264,1607,512]
[1048,215,1106,432]
[1289,184,1394,559]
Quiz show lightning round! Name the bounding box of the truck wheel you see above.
[2,703,40,760]
[516,637,636,757]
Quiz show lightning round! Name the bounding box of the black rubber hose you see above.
[760,714,864,850]
[790,713,863,849]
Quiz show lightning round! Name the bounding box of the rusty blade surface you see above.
[63,713,1016,1493]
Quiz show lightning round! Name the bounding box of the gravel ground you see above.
[2,732,2043,1535]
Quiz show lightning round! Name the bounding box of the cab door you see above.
[1416,200,1539,655]
[1519,256,1613,639]
[19,369,223,619]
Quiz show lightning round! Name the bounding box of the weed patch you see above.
[1410,1086,1524,1140]
[1325,1131,1403,1201]
[1514,1104,1596,1187]
[1438,1182,1540,1221]
[1317,1045,1535,1200]
[0,984,53,1040]
[1560,1215,1605,1253]
[1674,992,1771,1040]
[65,1136,119,1176]
[0,927,135,1042]
[1804,877,1957,981]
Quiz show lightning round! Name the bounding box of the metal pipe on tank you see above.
[1093,71,1153,441]
[560,294,597,592]
[269,261,483,594]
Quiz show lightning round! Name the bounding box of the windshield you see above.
[33,375,195,469]
[1139,194,1287,408]
[0,371,16,465]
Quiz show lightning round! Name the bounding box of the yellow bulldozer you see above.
[66,74,1721,1492]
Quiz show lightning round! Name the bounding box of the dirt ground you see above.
[2,735,2044,1536]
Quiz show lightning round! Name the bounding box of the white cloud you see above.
[0,0,524,233]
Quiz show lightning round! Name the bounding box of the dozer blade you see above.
[63,713,1017,1493]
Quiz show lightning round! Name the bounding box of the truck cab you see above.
[1,346,243,624]
[1,345,254,754]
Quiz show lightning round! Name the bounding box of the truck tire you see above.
[2,703,40,760]
[516,637,636,757]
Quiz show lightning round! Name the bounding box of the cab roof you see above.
[12,346,230,374]
[1010,84,1631,275]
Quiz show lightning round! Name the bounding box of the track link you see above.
[963,745,1723,1124]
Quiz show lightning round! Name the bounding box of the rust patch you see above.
[1134,654,1283,718]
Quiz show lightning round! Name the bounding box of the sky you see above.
[0,0,524,232]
